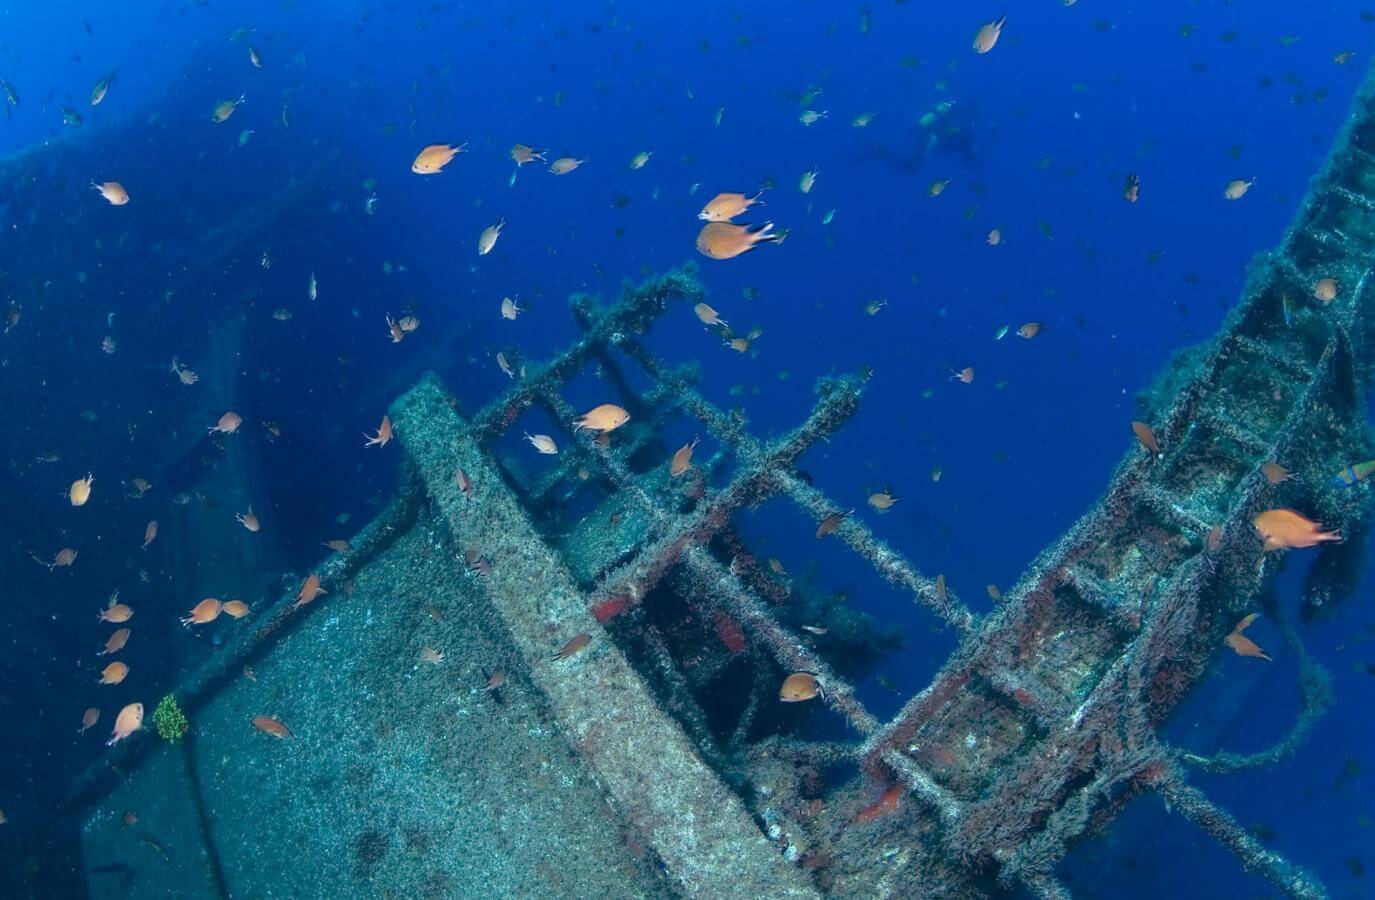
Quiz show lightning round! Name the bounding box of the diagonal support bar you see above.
[1158,773,1327,900]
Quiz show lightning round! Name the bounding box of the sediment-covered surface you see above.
[80,507,668,899]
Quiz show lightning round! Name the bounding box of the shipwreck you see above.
[58,55,1375,900]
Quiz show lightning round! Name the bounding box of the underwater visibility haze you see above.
[1,1,1375,897]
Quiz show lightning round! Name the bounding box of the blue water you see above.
[1,1,1373,896]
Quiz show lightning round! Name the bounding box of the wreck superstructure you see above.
[64,62,1375,900]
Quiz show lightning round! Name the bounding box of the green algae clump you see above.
[152,695,189,743]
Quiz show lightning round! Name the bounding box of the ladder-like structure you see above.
[68,59,1375,900]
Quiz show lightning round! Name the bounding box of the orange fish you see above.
[478,218,505,255]
[323,539,352,553]
[698,190,765,222]
[420,646,445,664]
[99,603,133,623]
[573,403,630,434]
[100,628,130,655]
[92,181,130,206]
[497,350,517,379]
[815,509,852,539]
[670,437,700,477]
[525,432,559,455]
[252,715,293,738]
[293,574,327,610]
[80,707,100,734]
[181,598,223,627]
[694,302,727,327]
[510,144,546,166]
[1313,278,1338,303]
[98,661,129,685]
[237,508,261,533]
[1261,462,1292,485]
[1132,421,1162,458]
[1253,508,1341,552]
[1224,178,1254,200]
[551,632,590,661]
[482,669,506,693]
[50,547,77,568]
[1123,173,1141,203]
[211,95,244,123]
[972,14,1007,53]
[1016,322,1042,340]
[411,142,466,174]
[209,411,242,434]
[548,156,587,175]
[222,599,250,619]
[868,491,899,511]
[69,473,94,507]
[1206,524,1223,553]
[951,366,975,384]
[142,520,158,549]
[1224,613,1272,661]
[695,221,783,260]
[107,702,143,746]
[364,415,393,448]
[779,672,823,702]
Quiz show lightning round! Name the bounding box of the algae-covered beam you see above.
[1018,872,1074,900]
[392,373,819,899]
[555,376,861,619]
[535,378,884,737]
[944,549,1209,865]
[775,470,975,633]
[947,309,1349,869]
[1158,773,1328,900]
[469,268,706,440]
[615,335,977,632]
[684,545,879,736]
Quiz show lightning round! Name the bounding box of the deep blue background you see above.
[1,1,1373,895]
